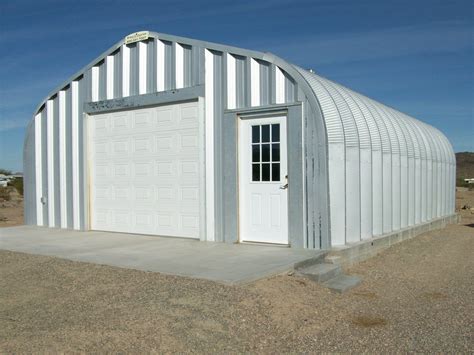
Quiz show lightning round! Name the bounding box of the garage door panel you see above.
[111,113,129,131]
[90,101,201,239]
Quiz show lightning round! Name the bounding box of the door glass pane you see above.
[272,163,280,181]
[262,144,270,162]
[262,163,270,181]
[252,145,260,162]
[272,143,280,162]
[252,126,260,143]
[252,164,260,181]
[271,124,280,142]
[261,125,270,142]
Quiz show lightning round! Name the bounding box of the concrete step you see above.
[293,252,328,270]
[323,275,362,293]
[297,263,342,283]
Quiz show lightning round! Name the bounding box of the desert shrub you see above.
[0,187,11,201]
[9,177,23,196]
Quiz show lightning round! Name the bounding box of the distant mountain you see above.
[456,152,474,183]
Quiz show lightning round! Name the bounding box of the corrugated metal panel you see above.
[296,68,454,244]
[297,69,344,144]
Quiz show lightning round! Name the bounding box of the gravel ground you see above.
[1,191,473,353]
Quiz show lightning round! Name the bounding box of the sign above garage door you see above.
[88,100,203,239]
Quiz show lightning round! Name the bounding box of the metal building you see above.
[23,31,456,249]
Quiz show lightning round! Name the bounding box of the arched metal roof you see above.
[295,67,454,166]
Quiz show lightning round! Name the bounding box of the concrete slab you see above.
[323,275,362,293]
[0,226,325,285]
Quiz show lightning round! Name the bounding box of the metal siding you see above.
[34,113,43,225]
[129,43,139,96]
[147,39,156,93]
[212,51,224,241]
[259,60,271,106]
[235,55,246,108]
[113,49,122,99]
[78,75,87,229]
[66,86,73,227]
[284,71,297,103]
[98,60,106,100]
[41,109,48,226]
[183,44,193,87]
[53,97,61,227]
[164,40,174,90]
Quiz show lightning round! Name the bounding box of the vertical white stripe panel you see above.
[91,66,99,102]
[250,58,260,107]
[46,99,55,227]
[156,40,165,91]
[227,53,236,109]
[275,67,286,104]
[122,44,130,97]
[204,49,215,241]
[71,81,80,230]
[59,90,67,228]
[175,43,184,89]
[138,41,147,94]
[34,113,43,226]
[106,55,114,99]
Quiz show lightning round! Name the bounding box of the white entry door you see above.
[89,101,202,238]
[238,116,288,244]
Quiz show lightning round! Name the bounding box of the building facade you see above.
[23,31,456,249]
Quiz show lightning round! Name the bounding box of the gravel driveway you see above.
[1,192,473,353]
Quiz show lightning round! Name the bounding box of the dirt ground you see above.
[0,191,473,353]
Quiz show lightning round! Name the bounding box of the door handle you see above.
[280,175,288,190]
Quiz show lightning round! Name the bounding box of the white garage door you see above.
[89,101,202,238]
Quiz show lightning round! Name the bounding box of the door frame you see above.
[238,114,289,244]
[219,103,305,247]
[82,86,207,240]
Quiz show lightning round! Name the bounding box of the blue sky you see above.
[0,0,472,172]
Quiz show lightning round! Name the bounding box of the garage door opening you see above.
[88,100,203,239]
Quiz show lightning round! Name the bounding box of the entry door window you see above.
[251,124,280,182]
